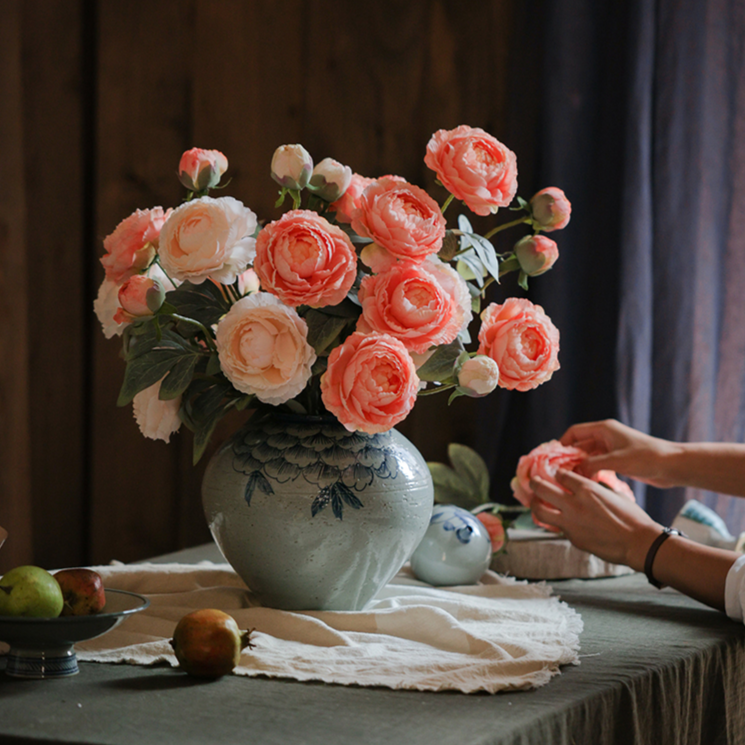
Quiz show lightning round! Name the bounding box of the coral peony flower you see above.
[321,332,419,434]
[309,158,353,202]
[457,356,500,397]
[513,235,559,277]
[595,470,636,500]
[215,292,316,405]
[477,297,560,392]
[476,512,507,553]
[350,178,446,262]
[132,379,182,443]
[529,187,571,232]
[100,206,169,284]
[424,125,518,216]
[271,144,313,190]
[158,196,257,285]
[357,257,471,354]
[253,209,357,308]
[178,148,228,192]
[113,275,165,324]
[328,173,374,224]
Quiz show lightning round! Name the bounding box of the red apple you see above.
[170,609,254,677]
[53,568,106,616]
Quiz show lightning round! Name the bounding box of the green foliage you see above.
[457,215,501,284]
[427,443,490,509]
[416,339,466,383]
[166,281,233,327]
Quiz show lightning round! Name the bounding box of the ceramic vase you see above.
[201,413,434,611]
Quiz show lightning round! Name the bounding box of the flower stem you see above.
[483,215,530,240]
[441,194,455,214]
[162,312,218,352]
[418,382,457,397]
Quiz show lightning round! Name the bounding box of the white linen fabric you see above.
[62,562,582,694]
[724,553,745,622]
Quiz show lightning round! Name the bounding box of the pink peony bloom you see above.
[357,257,471,355]
[253,210,357,308]
[457,356,500,397]
[329,173,374,224]
[529,187,572,232]
[215,292,316,405]
[511,440,636,515]
[350,178,446,262]
[178,148,228,192]
[113,275,165,324]
[132,379,182,443]
[513,235,560,277]
[424,125,518,216]
[321,332,420,434]
[158,196,257,285]
[100,207,169,284]
[476,512,506,553]
[477,298,560,392]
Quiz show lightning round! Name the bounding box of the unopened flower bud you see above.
[529,187,571,232]
[309,158,353,202]
[114,275,165,324]
[178,148,229,192]
[514,235,559,277]
[271,144,313,190]
[237,268,261,295]
[457,356,499,397]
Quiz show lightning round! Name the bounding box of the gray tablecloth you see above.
[1,543,744,745]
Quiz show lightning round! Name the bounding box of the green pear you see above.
[0,565,64,618]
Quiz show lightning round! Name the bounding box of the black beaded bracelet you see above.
[644,527,685,589]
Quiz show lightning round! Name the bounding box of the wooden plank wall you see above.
[0,0,526,572]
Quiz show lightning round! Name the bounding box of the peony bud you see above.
[457,356,500,397]
[178,148,229,192]
[513,235,559,277]
[237,267,261,295]
[271,144,313,190]
[308,157,353,202]
[114,275,165,324]
[529,187,571,232]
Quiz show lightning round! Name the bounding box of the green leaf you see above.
[304,309,353,355]
[456,250,485,287]
[518,270,529,291]
[448,443,490,503]
[416,339,465,382]
[438,230,460,262]
[187,383,232,464]
[426,462,477,509]
[461,233,501,284]
[159,354,200,400]
[166,281,232,327]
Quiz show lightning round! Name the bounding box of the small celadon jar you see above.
[410,504,492,586]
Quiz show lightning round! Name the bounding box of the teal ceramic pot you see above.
[202,413,434,611]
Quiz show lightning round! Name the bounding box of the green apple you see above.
[0,565,64,618]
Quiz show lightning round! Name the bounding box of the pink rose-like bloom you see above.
[254,210,357,308]
[530,187,571,232]
[100,207,169,284]
[513,234,560,277]
[113,275,165,324]
[476,512,507,553]
[132,380,182,443]
[215,292,316,406]
[178,148,228,192]
[158,196,257,285]
[595,470,636,500]
[321,332,420,434]
[424,125,518,216]
[357,257,471,355]
[477,297,560,392]
[351,178,446,262]
[329,173,374,224]
[457,356,500,397]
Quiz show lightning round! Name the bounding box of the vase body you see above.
[201,414,434,611]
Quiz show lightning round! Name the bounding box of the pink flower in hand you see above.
[329,173,374,224]
[321,332,419,434]
[351,178,446,262]
[178,148,228,192]
[529,187,571,232]
[424,125,518,216]
[100,207,169,284]
[253,210,357,308]
[477,298,560,392]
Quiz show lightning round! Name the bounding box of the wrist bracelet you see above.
[644,527,685,589]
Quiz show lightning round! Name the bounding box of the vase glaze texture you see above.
[202,414,434,610]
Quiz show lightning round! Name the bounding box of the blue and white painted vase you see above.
[202,413,434,611]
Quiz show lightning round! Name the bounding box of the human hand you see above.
[559,419,680,488]
[530,469,662,571]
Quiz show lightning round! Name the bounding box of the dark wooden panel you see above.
[21,0,87,570]
[0,0,33,573]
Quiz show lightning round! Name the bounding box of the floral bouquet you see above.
[95,125,572,464]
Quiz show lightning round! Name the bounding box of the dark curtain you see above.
[484,0,745,534]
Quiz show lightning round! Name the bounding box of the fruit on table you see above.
[170,609,254,677]
[0,565,64,618]
[54,568,106,616]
